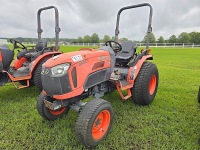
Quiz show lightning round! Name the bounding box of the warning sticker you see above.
[71,55,83,62]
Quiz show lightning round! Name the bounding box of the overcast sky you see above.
[0,0,200,41]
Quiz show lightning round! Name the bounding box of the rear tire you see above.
[75,99,113,147]
[131,62,159,105]
[37,93,69,121]
[33,58,49,91]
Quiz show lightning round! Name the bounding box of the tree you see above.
[91,33,99,43]
[102,35,111,43]
[77,37,83,43]
[111,36,115,40]
[83,35,91,43]
[168,35,177,43]
[119,37,128,43]
[178,32,190,43]
[157,36,165,43]
[189,32,200,44]
[142,33,156,43]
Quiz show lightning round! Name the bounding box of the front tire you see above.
[75,99,113,147]
[131,62,159,105]
[37,93,69,121]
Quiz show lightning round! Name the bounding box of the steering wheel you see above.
[105,40,122,53]
[10,39,26,50]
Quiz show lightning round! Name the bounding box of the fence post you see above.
[192,43,194,48]
[183,43,184,48]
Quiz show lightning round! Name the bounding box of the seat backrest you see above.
[0,45,14,71]
[35,39,47,51]
[120,41,137,55]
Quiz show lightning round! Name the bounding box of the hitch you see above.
[44,99,69,111]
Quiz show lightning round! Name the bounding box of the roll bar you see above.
[115,3,153,49]
[37,6,61,51]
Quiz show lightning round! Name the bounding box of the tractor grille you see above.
[41,68,71,96]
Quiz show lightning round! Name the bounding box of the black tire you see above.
[37,93,69,121]
[75,99,113,147]
[131,62,159,105]
[33,58,49,91]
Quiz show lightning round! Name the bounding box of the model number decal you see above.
[71,55,83,62]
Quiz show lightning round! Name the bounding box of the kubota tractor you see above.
[37,3,159,147]
[0,6,62,90]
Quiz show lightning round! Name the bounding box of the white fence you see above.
[67,43,200,48]
[19,42,200,48]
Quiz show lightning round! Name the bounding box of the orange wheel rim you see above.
[149,75,156,95]
[92,110,111,140]
[49,108,66,115]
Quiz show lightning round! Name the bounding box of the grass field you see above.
[0,46,200,149]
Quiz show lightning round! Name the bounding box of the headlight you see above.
[51,64,70,76]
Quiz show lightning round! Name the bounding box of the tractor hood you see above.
[43,49,109,68]
[41,48,112,97]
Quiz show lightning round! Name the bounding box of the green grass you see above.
[59,45,98,52]
[0,46,200,149]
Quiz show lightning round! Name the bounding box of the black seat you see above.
[17,39,48,60]
[116,41,137,62]
[35,39,47,51]
[17,49,36,59]
[0,45,14,71]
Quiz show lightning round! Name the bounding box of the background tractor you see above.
[37,3,159,147]
[0,6,61,91]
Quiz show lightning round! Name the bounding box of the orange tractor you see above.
[37,3,159,147]
[0,6,62,90]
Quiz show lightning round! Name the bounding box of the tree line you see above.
[3,31,200,44]
[143,32,200,44]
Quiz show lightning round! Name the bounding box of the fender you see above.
[13,57,27,69]
[127,54,153,84]
[2,51,62,82]
[29,51,62,74]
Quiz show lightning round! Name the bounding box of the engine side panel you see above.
[68,52,111,90]
[84,69,108,89]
